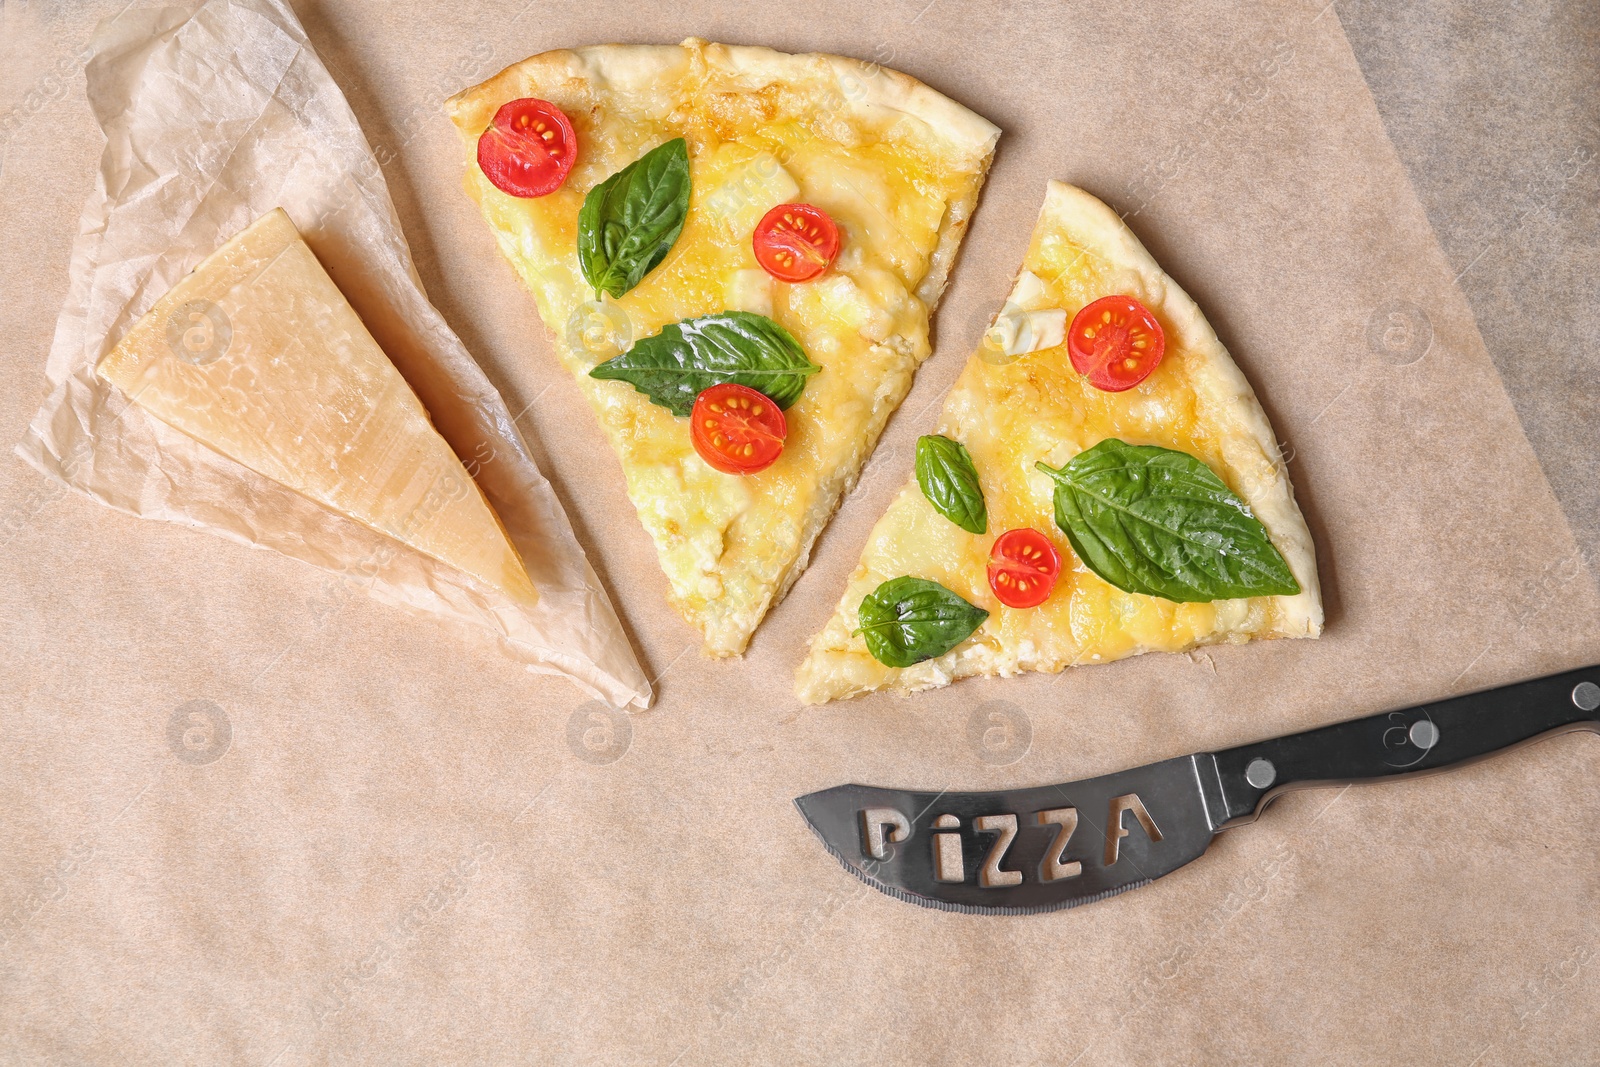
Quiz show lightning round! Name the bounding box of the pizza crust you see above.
[448,40,998,167]
[795,181,1323,704]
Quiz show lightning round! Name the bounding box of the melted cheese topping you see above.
[950,227,1246,662]
[797,186,1316,702]
[463,79,983,653]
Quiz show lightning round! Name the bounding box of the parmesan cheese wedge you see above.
[96,208,536,606]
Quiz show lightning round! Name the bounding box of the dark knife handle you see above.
[1209,665,1600,828]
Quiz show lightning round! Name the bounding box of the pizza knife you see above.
[794,665,1600,914]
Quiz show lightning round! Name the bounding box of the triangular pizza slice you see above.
[97,208,536,606]
[796,182,1321,703]
[447,39,998,655]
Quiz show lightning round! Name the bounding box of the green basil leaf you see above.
[1036,438,1301,603]
[577,138,691,299]
[856,577,989,669]
[915,435,987,534]
[588,311,820,417]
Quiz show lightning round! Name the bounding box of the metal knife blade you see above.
[795,755,1222,915]
[795,665,1600,915]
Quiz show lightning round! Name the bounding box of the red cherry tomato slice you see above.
[987,528,1062,609]
[752,203,840,282]
[691,383,788,475]
[1067,295,1166,392]
[477,98,577,198]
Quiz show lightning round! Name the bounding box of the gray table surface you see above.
[1343,0,1598,564]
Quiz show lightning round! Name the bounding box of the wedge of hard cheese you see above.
[97,208,536,605]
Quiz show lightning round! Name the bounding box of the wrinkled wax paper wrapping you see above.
[2,0,1598,1064]
[13,0,650,710]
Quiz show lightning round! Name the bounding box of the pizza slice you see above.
[446,39,998,655]
[795,182,1322,703]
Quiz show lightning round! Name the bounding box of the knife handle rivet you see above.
[1244,758,1276,789]
[1408,719,1439,749]
[1573,682,1600,712]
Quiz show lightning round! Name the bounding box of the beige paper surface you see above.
[2,0,1597,1064]
[12,0,650,711]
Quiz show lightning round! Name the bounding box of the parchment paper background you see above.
[2,1,1597,1064]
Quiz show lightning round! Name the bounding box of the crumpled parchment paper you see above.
[14,0,651,710]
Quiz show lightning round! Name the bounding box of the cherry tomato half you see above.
[752,203,840,282]
[987,528,1062,609]
[691,383,788,475]
[477,98,577,198]
[1067,295,1166,392]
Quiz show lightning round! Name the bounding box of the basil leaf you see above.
[578,138,691,299]
[856,577,989,669]
[1036,438,1301,603]
[915,435,987,534]
[589,311,820,417]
